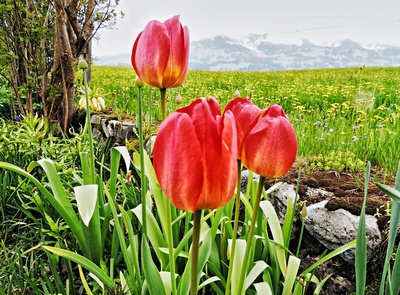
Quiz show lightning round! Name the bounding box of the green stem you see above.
[166,200,177,295]
[225,160,242,295]
[285,167,302,247]
[190,210,202,295]
[296,218,305,257]
[83,68,96,184]
[236,175,266,295]
[82,68,102,265]
[160,88,167,120]
[138,86,147,235]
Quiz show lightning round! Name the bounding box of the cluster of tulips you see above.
[132,15,298,213]
[131,15,298,294]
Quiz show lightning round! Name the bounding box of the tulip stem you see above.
[225,160,242,295]
[82,68,96,184]
[236,175,266,295]
[165,201,177,295]
[138,86,147,235]
[190,210,202,295]
[160,88,167,120]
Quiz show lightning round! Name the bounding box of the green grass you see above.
[87,66,400,174]
[1,65,399,292]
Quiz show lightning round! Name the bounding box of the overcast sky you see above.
[92,0,400,57]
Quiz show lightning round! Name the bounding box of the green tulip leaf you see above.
[376,183,400,203]
[41,246,114,288]
[259,200,287,276]
[141,235,167,295]
[301,240,356,275]
[282,255,300,295]
[0,161,88,256]
[160,271,178,294]
[132,204,168,267]
[229,239,246,295]
[245,260,269,290]
[254,282,273,295]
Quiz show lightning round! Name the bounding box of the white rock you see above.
[305,200,381,264]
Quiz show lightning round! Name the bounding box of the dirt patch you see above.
[264,167,395,295]
[266,168,393,228]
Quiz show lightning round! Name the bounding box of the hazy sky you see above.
[92,0,400,57]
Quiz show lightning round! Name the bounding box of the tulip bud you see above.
[234,88,240,98]
[153,97,238,213]
[175,93,183,103]
[240,104,297,178]
[78,59,88,70]
[301,203,307,219]
[134,76,145,87]
[131,15,190,89]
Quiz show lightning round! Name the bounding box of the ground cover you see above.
[0,66,399,294]
[89,65,400,174]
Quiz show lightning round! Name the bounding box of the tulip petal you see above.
[132,21,171,88]
[224,97,262,154]
[178,98,237,209]
[132,15,189,89]
[241,106,297,178]
[196,111,237,209]
[74,184,98,227]
[162,15,190,88]
[154,98,237,212]
[153,112,204,212]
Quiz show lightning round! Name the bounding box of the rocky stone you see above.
[240,169,261,193]
[305,200,381,264]
[90,114,138,145]
[90,114,102,125]
[268,183,297,223]
[145,135,157,155]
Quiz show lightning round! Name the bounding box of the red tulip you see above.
[153,97,237,213]
[224,97,262,157]
[131,15,190,89]
[240,104,297,178]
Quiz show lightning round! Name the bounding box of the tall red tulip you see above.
[131,15,189,89]
[153,97,237,213]
[224,97,262,157]
[240,104,297,178]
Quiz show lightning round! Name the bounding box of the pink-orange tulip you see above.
[131,15,189,89]
[224,97,262,157]
[240,104,297,178]
[153,97,237,213]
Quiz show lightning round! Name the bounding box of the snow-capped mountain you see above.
[95,34,400,71]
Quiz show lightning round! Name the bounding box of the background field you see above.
[89,66,400,175]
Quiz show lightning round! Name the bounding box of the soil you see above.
[264,167,396,295]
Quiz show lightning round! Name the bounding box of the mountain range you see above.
[95,34,400,71]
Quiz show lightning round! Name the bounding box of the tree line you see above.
[0,0,120,132]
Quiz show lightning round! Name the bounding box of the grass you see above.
[87,65,400,175]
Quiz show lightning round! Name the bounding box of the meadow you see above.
[91,65,400,175]
[1,65,399,294]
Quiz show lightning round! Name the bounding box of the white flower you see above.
[74,184,98,227]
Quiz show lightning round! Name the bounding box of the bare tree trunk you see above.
[49,0,76,133]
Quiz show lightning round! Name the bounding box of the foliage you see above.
[0,0,121,131]
[0,65,399,293]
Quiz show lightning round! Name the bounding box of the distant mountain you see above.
[95,34,400,71]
